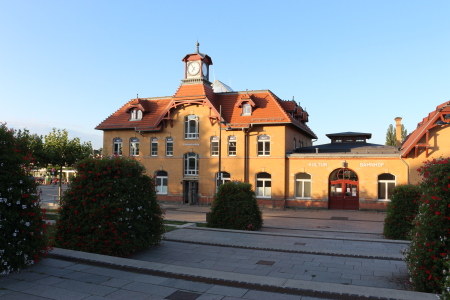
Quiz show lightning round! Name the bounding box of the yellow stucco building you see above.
[96,45,450,210]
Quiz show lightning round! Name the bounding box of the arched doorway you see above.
[329,168,359,210]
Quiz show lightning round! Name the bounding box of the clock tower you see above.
[181,42,213,85]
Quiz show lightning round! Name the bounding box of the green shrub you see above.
[404,157,450,293]
[383,184,421,240]
[0,124,49,274]
[55,156,164,257]
[207,181,262,231]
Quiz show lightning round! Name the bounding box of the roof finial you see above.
[196,40,200,53]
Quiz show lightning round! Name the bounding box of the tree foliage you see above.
[385,124,396,146]
[43,128,92,195]
[208,182,263,231]
[0,123,50,275]
[55,156,165,257]
[385,124,408,146]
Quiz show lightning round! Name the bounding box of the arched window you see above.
[184,115,199,139]
[151,138,158,156]
[184,152,199,176]
[256,172,271,197]
[166,137,173,156]
[130,137,140,156]
[155,170,168,194]
[257,135,270,156]
[293,138,297,150]
[113,138,122,156]
[129,109,143,121]
[295,173,311,198]
[216,171,230,188]
[228,136,236,156]
[210,136,219,156]
[378,173,396,200]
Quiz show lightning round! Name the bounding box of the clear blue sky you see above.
[1,0,449,149]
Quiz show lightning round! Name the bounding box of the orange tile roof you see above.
[96,83,317,139]
[401,100,450,157]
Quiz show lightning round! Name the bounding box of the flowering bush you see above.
[441,260,450,300]
[208,181,262,231]
[0,124,50,275]
[404,157,450,293]
[55,156,165,257]
[383,184,421,240]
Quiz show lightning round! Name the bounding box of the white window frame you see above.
[378,173,396,200]
[113,138,123,156]
[242,103,251,116]
[130,109,143,121]
[211,136,219,156]
[256,172,271,198]
[155,171,168,194]
[184,115,199,139]
[184,152,199,176]
[130,137,140,156]
[151,138,158,156]
[216,172,230,189]
[257,135,270,156]
[228,136,236,156]
[166,137,173,156]
[295,173,312,199]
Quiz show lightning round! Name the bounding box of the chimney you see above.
[395,117,402,147]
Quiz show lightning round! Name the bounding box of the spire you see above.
[196,41,200,54]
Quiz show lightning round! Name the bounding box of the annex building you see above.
[96,45,450,210]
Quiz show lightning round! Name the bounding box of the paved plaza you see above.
[0,186,439,299]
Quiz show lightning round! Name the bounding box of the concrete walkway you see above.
[2,190,439,299]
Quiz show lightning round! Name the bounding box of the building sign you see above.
[308,162,328,167]
[360,162,384,167]
[183,143,199,146]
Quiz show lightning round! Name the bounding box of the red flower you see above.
[435,211,441,215]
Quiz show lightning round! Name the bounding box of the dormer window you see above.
[130,109,143,121]
[242,103,252,116]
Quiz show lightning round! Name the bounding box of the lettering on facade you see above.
[360,162,384,167]
[308,163,328,167]
[183,143,200,146]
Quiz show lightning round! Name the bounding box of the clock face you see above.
[202,63,208,77]
[187,61,200,75]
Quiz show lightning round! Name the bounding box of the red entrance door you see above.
[329,179,359,210]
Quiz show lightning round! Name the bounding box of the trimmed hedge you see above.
[207,181,262,231]
[383,184,421,240]
[55,156,164,257]
[0,124,49,274]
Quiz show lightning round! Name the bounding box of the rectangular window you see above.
[151,139,158,156]
[166,138,173,156]
[211,138,219,156]
[113,139,123,156]
[156,177,168,194]
[242,103,251,116]
[258,141,270,156]
[130,138,140,156]
[228,141,236,156]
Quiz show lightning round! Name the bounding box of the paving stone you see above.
[166,290,202,300]
[3,280,38,292]
[55,279,117,296]
[160,278,213,292]
[21,284,91,300]
[100,277,132,288]
[122,281,177,297]
[1,291,50,300]
[205,285,248,297]
[106,289,152,300]
[62,271,110,284]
